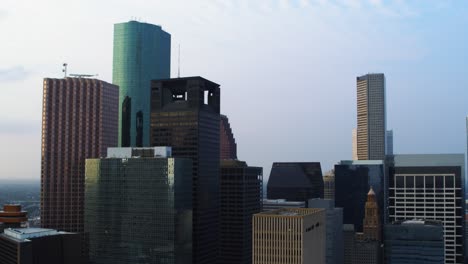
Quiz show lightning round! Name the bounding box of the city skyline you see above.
[2,0,468,180]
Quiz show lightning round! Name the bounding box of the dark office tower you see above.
[334,160,385,232]
[220,160,262,264]
[85,147,192,264]
[385,220,445,264]
[41,78,119,235]
[386,130,393,155]
[220,115,237,160]
[113,21,171,147]
[356,73,386,160]
[0,228,83,264]
[267,162,324,203]
[150,77,220,264]
[388,154,465,264]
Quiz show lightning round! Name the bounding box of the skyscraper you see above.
[85,147,192,264]
[388,154,465,264]
[0,205,27,232]
[386,130,393,155]
[253,208,326,264]
[220,160,262,264]
[113,20,171,147]
[41,78,119,235]
[323,170,335,200]
[267,162,324,203]
[352,128,358,160]
[150,77,220,264]
[220,115,237,160]
[356,73,386,160]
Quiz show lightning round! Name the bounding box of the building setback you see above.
[356,73,386,160]
[0,228,83,264]
[113,20,171,147]
[385,220,444,264]
[41,78,119,235]
[220,160,262,264]
[253,208,326,264]
[388,154,465,264]
[267,162,324,204]
[220,115,237,160]
[150,77,220,264]
[85,147,192,264]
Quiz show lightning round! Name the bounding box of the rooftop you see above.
[256,208,324,217]
[3,228,63,240]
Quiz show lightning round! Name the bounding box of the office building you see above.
[335,160,385,232]
[85,147,192,264]
[388,154,465,264]
[356,73,386,160]
[0,228,83,264]
[323,170,335,200]
[220,160,262,264]
[113,21,171,147]
[385,220,444,264]
[0,205,27,232]
[41,77,119,235]
[352,128,358,160]
[267,162,324,203]
[253,208,326,264]
[220,115,237,160]
[262,199,305,211]
[308,199,343,264]
[150,77,220,264]
[386,130,393,155]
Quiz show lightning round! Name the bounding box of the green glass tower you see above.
[113,21,171,147]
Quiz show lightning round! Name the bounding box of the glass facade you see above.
[85,156,192,264]
[334,160,385,232]
[113,21,171,147]
[150,77,220,264]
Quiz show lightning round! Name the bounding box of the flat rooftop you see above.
[4,228,61,240]
[256,208,324,217]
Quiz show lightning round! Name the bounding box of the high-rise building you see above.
[85,147,192,264]
[253,208,326,264]
[323,170,335,200]
[343,224,355,264]
[388,154,465,264]
[361,188,380,241]
[41,78,119,235]
[352,128,358,160]
[262,199,305,211]
[220,115,237,160]
[0,228,83,264]
[385,220,444,264]
[267,162,324,204]
[334,160,385,232]
[0,205,27,232]
[150,77,220,264]
[220,160,262,264]
[356,73,386,160]
[308,199,344,264]
[386,130,393,155]
[113,21,171,147]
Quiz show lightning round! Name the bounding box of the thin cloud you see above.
[0,66,30,82]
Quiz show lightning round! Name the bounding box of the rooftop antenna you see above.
[62,63,68,78]
[177,44,181,78]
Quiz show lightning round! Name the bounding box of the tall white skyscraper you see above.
[356,73,386,160]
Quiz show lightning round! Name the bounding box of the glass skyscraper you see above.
[113,21,171,147]
[85,147,192,264]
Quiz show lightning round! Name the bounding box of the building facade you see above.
[308,199,343,264]
[220,160,262,264]
[334,160,385,232]
[0,205,27,232]
[388,154,465,264]
[386,130,393,155]
[356,73,386,160]
[262,199,305,211]
[85,147,192,264]
[267,162,324,204]
[113,20,171,147]
[385,220,444,264]
[323,171,335,200]
[150,77,220,264]
[253,208,326,264]
[0,228,83,264]
[352,128,358,160]
[41,77,119,235]
[220,115,237,160]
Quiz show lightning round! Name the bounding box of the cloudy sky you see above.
[1,0,468,180]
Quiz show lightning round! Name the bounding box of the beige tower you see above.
[356,74,386,160]
[363,188,381,241]
[253,208,326,264]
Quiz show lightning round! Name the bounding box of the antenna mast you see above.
[62,63,68,78]
[178,44,180,78]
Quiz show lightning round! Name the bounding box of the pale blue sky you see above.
[1,0,468,180]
